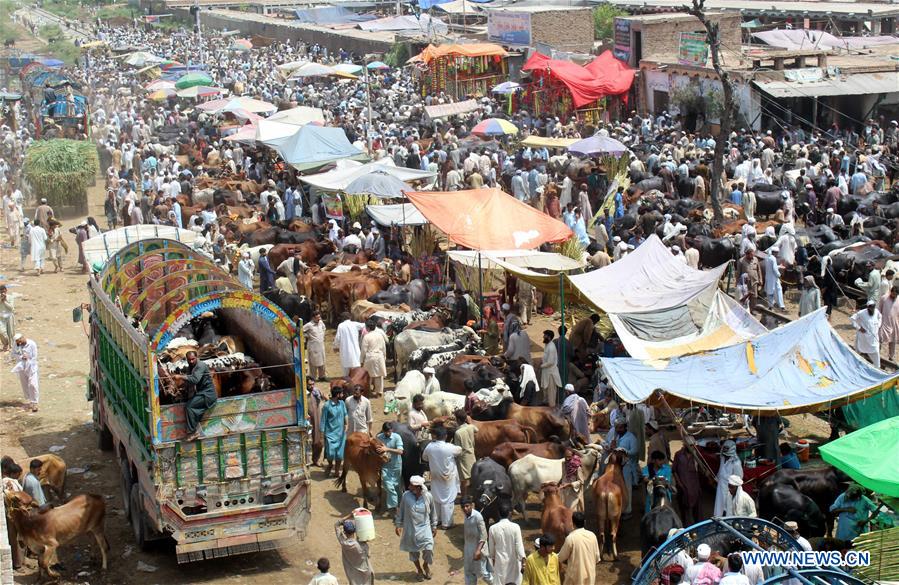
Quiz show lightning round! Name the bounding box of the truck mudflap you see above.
[169,480,311,563]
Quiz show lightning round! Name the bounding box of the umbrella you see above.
[145,79,175,91]
[568,134,628,156]
[345,172,411,199]
[334,63,364,75]
[159,60,185,70]
[230,38,253,51]
[148,88,175,100]
[175,72,214,90]
[471,118,519,137]
[367,61,389,70]
[176,85,225,99]
[288,62,356,80]
[122,51,165,67]
[491,81,521,95]
[197,96,277,114]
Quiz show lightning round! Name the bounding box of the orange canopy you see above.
[404,187,573,250]
[410,43,508,65]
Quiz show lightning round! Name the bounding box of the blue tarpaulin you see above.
[294,6,375,24]
[262,125,365,169]
[601,309,899,415]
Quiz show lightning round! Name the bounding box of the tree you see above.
[684,0,731,225]
[593,4,626,41]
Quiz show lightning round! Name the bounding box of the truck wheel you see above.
[98,424,113,451]
[130,483,148,550]
[120,462,133,521]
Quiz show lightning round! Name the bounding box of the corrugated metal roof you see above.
[590,0,899,17]
[753,71,899,98]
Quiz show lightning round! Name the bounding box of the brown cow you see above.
[540,482,574,552]
[471,420,537,459]
[2,454,67,499]
[335,432,389,509]
[5,491,109,579]
[593,449,627,561]
[330,367,372,397]
[489,441,567,469]
[472,399,570,442]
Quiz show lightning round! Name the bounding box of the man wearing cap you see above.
[502,303,521,351]
[725,475,756,517]
[421,367,440,396]
[461,496,491,585]
[12,333,39,412]
[33,198,53,230]
[714,440,743,517]
[522,534,561,585]
[850,300,882,367]
[684,543,721,584]
[561,384,590,444]
[830,484,877,541]
[369,227,386,261]
[764,246,785,311]
[784,521,811,551]
[334,513,373,585]
[540,330,562,408]
[395,475,438,581]
[604,419,640,517]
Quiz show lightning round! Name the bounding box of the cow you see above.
[489,441,567,469]
[5,491,109,579]
[758,481,826,537]
[640,477,683,557]
[760,467,848,535]
[2,454,67,500]
[422,391,467,419]
[335,432,390,510]
[540,483,574,552]
[471,399,570,442]
[416,342,485,372]
[394,327,480,375]
[437,361,505,394]
[694,235,738,268]
[407,339,468,372]
[330,367,372,398]
[391,423,428,487]
[368,279,429,310]
[594,449,627,561]
[470,457,513,526]
[263,290,313,324]
[460,419,537,459]
[755,190,788,217]
[508,448,600,522]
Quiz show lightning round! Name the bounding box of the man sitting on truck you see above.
[183,351,217,440]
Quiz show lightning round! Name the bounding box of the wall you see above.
[192,9,396,55]
[645,71,761,130]
[629,13,742,64]
[530,8,594,54]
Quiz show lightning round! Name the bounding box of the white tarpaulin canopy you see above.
[300,158,436,191]
[448,249,585,271]
[567,234,727,314]
[83,225,198,267]
[267,105,325,125]
[366,203,429,226]
[254,119,300,143]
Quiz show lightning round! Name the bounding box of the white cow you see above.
[508,446,602,522]
[237,244,271,266]
[394,326,480,374]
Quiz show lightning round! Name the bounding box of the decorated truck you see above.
[86,238,311,562]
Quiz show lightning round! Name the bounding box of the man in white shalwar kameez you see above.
[714,440,743,516]
[489,506,526,585]
[851,300,882,367]
[422,427,463,528]
[539,330,561,407]
[29,223,47,275]
[303,311,327,381]
[763,247,785,310]
[879,286,899,360]
[333,313,365,376]
[12,334,39,411]
[724,475,757,517]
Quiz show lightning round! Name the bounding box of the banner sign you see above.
[678,31,709,66]
[487,11,531,46]
[322,194,344,220]
[613,18,631,62]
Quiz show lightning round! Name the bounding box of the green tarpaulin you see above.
[843,388,899,430]
[820,416,899,497]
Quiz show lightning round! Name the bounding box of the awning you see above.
[424,99,480,120]
[405,187,573,250]
[411,43,508,64]
[447,249,585,271]
[820,416,899,497]
[754,72,899,98]
[433,0,484,14]
[601,309,899,415]
[366,203,429,226]
[359,14,447,34]
[520,136,580,149]
[522,50,635,108]
[300,158,436,191]
[82,225,198,267]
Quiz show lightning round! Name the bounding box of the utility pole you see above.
[684,0,730,225]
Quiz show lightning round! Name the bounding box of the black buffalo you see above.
[392,422,428,488]
[695,236,738,268]
[367,279,429,310]
[263,289,313,324]
[758,482,826,537]
[754,191,786,217]
[640,478,683,557]
[470,457,513,526]
[761,467,850,535]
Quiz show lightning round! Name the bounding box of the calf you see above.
[10,454,67,499]
[489,441,567,469]
[6,491,109,579]
[335,432,390,509]
[594,450,626,561]
[540,483,574,552]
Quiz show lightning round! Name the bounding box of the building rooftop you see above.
[591,0,899,19]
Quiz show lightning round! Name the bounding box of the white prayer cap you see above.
[423,367,435,374]
[826,208,834,213]
[672,245,681,252]
[613,236,621,242]
[728,475,743,486]
[748,218,756,224]
[13,333,23,341]
[564,384,575,392]
[410,475,425,486]
[697,544,711,560]
[867,299,876,307]
[668,528,680,539]
[352,221,362,229]
[784,521,799,532]
[770,247,780,254]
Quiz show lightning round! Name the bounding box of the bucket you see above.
[353,508,376,542]
[796,439,810,462]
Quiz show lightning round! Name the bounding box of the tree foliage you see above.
[593,4,627,40]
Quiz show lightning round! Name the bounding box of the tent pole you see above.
[559,272,567,400]
[478,251,484,327]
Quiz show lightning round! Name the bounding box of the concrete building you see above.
[486,6,595,54]
[612,12,741,68]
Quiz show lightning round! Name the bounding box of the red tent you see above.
[404,187,573,250]
[522,50,635,108]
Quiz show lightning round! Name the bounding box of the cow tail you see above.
[334,466,349,491]
[522,426,538,444]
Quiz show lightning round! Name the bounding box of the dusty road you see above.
[1,179,847,585]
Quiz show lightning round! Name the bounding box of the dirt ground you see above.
[0,176,862,584]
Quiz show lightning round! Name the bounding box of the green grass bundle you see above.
[24,139,98,209]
